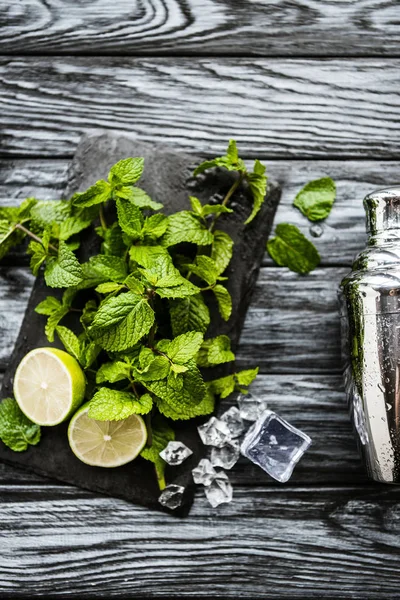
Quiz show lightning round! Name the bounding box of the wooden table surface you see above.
[1,2,400,598]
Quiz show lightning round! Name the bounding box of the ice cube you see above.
[158,484,185,510]
[210,439,240,470]
[220,406,245,438]
[204,471,233,508]
[159,441,193,465]
[238,392,268,421]
[241,410,312,483]
[192,458,217,486]
[197,416,231,447]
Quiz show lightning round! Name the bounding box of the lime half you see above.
[14,347,86,426]
[68,403,147,467]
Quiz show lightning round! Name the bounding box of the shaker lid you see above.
[364,187,400,234]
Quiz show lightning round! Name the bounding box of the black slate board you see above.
[0,133,281,515]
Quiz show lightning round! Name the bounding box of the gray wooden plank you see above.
[1,0,399,57]
[1,58,399,158]
[0,266,346,373]
[0,484,399,598]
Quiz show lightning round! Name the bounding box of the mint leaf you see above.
[59,216,91,241]
[27,240,47,275]
[208,375,236,399]
[140,415,175,482]
[99,222,126,257]
[236,367,259,386]
[133,355,170,382]
[86,255,127,283]
[186,255,219,286]
[88,387,152,420]
[211,230,234,275]
[124,273,145,294]
[213,284,232,321]
[189,196,203,216]
[80,299,98,328]
[72,180,111,208]
[245,159,267,224]
[44,242,83,288]
[167,331,203,364]
[161,211,214,247]
[0,220,25,260]
[116,197,143,239]
[129,245,170,268]
[116,187,163,211]
[193,140,246,176]
[95,282,125,295]
[0,398,41,452]
[197,335,235,367]
[56,326,81,362]
[81,341,102,369]
[35,296,62,315]
[157,388,215,420]
[96,361,131,384]
[141,214,168,239]
[267,223,320,274]
[31,200,70,227]
[89,291,155,351]
[293,177,336,222]
[17,197,38,221]
[189,196,232,219]
[35,296,69,342]
[169,294,210,337]
[155,280,200,299]
[108,158,144,187]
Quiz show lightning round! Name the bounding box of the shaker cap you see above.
[364,187,400,234]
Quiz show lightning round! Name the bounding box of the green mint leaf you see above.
[95,282,125,295]
[156,280,200,299]
[59,216,91,241]
[35,297,69,342]
[81,341,102,369]
[55,326,81,362]
[170,363,188,374]
[213,284,232,321]
[157,388,215,420]
[27,240,47,276]
[0,220,25,260]
[86,255,127,283]
[141,214,168,239]
[35,296,62,315]
[211,230,234,275]
[124,273,145,294]
[186,255,219,286]
[236,367,259,386]
[267,223,320,274]
[31,200,70,227]
[0,207,19,223]
[129,244,170,268]
[44,242,83,288]
[197,335,235,367]
[71,180,111,208]
[293,177,336,222]
[108,158,144,187]
[160,211,214,247]
[98,222,126,257]
[169,294,210,337]
[193,140,246,176]
[116,197,143,239]
[0,398,41,452]
[116,186,163,211]
[201,204,233,217]
[80,299,98,329]
[88,387,152,421]
[208,375,236,399]
[245,160,267,224]
[96,361,131,384]
[189,196,203,216]
[17,197,38,222]
[89,291,155,351]
[140,415,175,480]
[133,355,170,382]
[167,331,204,365]
[76,262,111,290]
[138,252,183,287]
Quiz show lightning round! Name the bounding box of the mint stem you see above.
[99,204,107,229]
[15,223,58,253]
[156,466,166,491]
[208,171,245,233]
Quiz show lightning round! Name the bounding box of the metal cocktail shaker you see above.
[339,187,400,484]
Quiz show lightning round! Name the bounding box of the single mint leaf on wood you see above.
[193,139,246,176]
[211,230,234,275]
[56,326,81,362]
[236,367,259,386]
[245,159,268,225]
[116,187,163,211]
[213,284,232,321]
[108,157,144,187]
[169,294,210,337]
[293,177,336,222]
[88,291,155,352]
[0,398,41,452]
[160,211,214,247]
[140,415,175,483]
[71,180,111,208]
[166,331,204,364]
[88,387,153,421]
[86,255,128,283]
[96,361,131,384]
[267,223,320,274]
[44,241,83,288]
[116,197,144,239]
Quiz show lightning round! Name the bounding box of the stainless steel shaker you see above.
[339,187,400,483]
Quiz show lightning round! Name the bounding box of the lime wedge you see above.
[68,403,147,467]
[14,347,86,426]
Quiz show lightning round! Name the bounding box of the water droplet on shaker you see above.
[386,402,392,411]
[309,224,323,238]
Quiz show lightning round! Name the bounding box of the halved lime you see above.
[68,403,147,467]
[14,347,86,426]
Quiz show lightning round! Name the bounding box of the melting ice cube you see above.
[241,410,312,483]
[158,484,185,510]
[192,458,217,486]
[210,439,240,470]
[197,416,231,447]
[238,392,269,421]
[204,471,233,508]
[159,441,193,465]
[220,406,245,438]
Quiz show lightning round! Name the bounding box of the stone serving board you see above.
[0,133,281,515]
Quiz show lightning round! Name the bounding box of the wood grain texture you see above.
[0,266,346,373]
[1,58,399,158]
[1,0,400,57]
[1,484,400,598]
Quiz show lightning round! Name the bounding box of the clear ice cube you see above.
[192,458,217,486]
[238,392,269,421]
[197,416,231,447]
[220,406,245,438]
[204,471,233,508]
[210,439,240,470]
[240,410,312,483]
[158,484,185,510]
[159,441,193,465]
